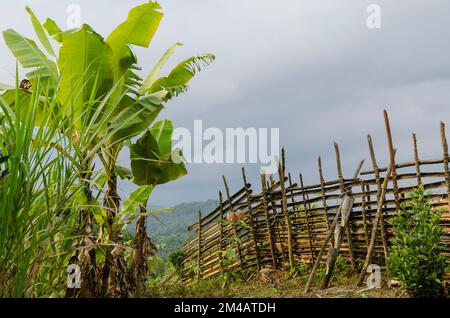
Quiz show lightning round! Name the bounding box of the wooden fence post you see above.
[412,133,422,185]
[219,191,225,270]
[222,175,244,268]
[321,195,355,289]
[360,181,370,247]
[197,210,202,282]
[304,196,346,293]
[440,122,450,212]
[318,156,331,233]
[242,167,261,271]
[287,173,296,208]
[367,134,390,276]
[334,142,356,271]
[357,165,392,286]
[261,174,277,269]
[384,110,400,212]
[266,180,286,261]
[299,173,315,263]
[278,149,295,268]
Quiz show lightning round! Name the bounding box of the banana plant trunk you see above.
[65,166,99,298]
[130,203,155,296]
[102,174,132,297]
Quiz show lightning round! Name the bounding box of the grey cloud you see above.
[1,0,449,205]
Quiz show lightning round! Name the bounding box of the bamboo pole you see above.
[267,182,286,260]
[360,181,370,247]
[288,173,302,258]
[357,165,392,286]
[218,191,225,270]
[353,160,365,179]
[321,195,355,289]
[287,173,300,222]
[440,122,450,212]
[278,149,294,268]
[361,158,446,175]
[304,197,345,293]
[367,134,390,276]
[384,109,401,212]
[222,175,244,267]
[242,167,261,270]
[261,174,277,268]
[300,173,315,262]
[318,156,331,232]
[412,133,422,185]
[197,210,202,281]
[334,142,356,271]
[287,173,296,207]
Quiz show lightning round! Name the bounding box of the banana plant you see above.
[127,119,188,293]
[1,1,214,297]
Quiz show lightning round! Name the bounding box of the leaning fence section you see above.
[181,115,450,281]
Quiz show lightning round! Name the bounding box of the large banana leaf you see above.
[146,53,215,99]
[115,165,133,180]
[58,24,114,127]
[107,90,167,143]
[43,18,63,43]
[150,119,173,156]
[130,129,162,185]
[106,1,163,101]
[120,185,153,219]
[112,184,153,233]
[140,42,183,93]
[106,1,163,56]
[26,6,56,57]
[2,29,58,82]
[130,119,186,186]
[155,148,187,185]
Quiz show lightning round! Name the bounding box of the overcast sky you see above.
[1,0,450,206]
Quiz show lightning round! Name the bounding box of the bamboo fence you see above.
[180,112,450,281]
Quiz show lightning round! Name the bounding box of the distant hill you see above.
[128,199,218,259]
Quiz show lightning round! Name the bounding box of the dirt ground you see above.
[197,270,408,298]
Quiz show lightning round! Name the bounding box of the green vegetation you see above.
[0,2,448,301]
[0,1,214,297]
[389,186,448,298]
[145,265,249,298]
[132,200,218,259]
[0,73,82,297]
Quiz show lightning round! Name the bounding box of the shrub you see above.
[288,260,310,280]
[389,186,447,298]
[169,250,186,274]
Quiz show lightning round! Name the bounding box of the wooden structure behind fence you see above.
[181,113,450,281]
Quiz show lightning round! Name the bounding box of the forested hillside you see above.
[129,200,218,259]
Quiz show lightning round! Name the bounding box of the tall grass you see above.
[0,70,135,297]
[0,76,87,297]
